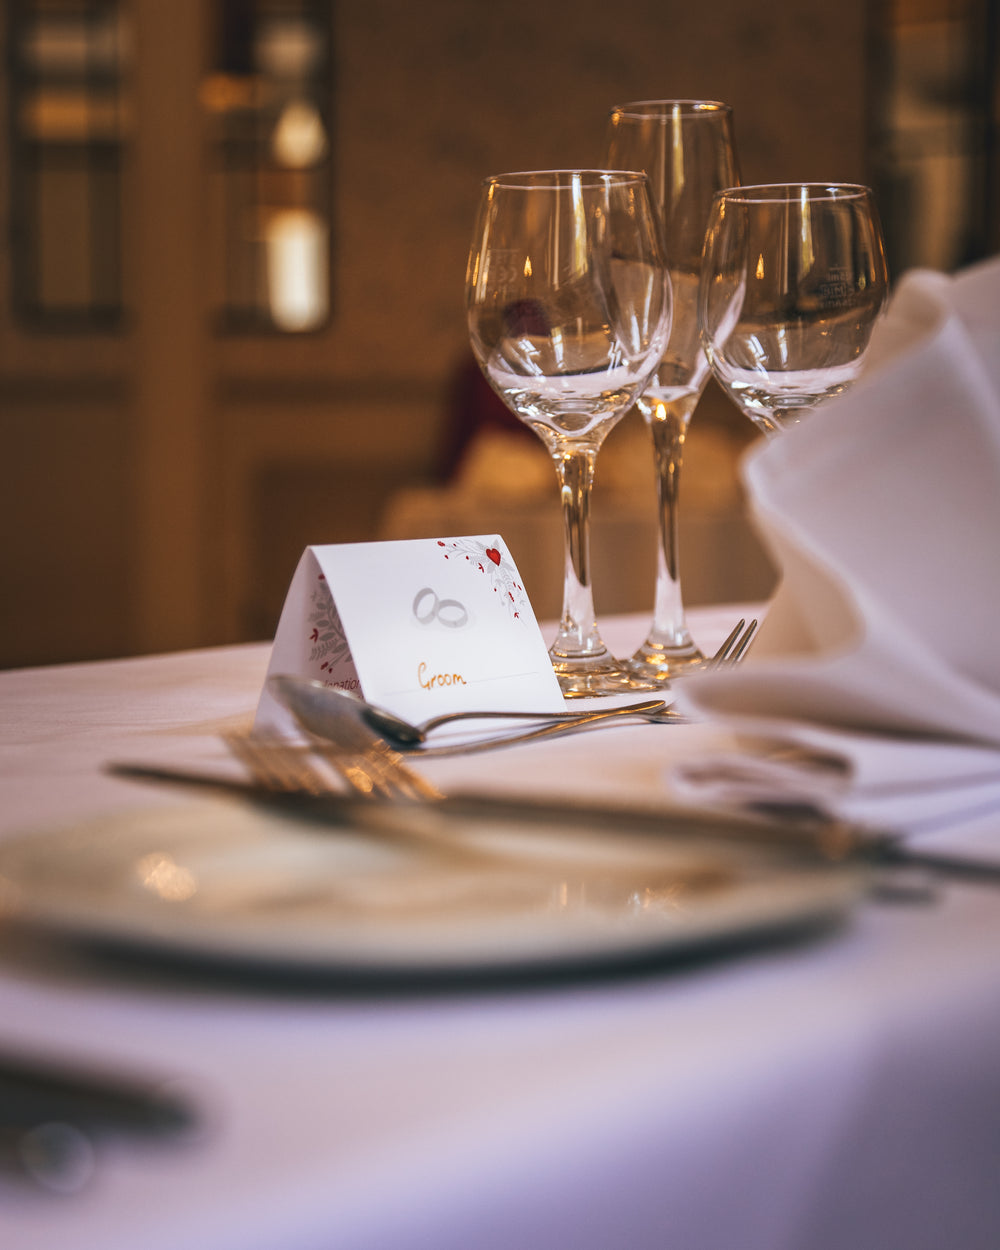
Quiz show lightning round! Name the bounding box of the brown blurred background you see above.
[1,0,997,669]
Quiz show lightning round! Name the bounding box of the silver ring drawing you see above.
[412,587,469,629]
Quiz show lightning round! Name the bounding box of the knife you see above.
[106,762,1000,886]
[0,1050,197,1191]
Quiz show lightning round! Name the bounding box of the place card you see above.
[254,535,564,734]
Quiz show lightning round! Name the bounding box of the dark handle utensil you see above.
[0,1051,197,1192]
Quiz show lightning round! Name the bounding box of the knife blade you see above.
[106,761,1000,886]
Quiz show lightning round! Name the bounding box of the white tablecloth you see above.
[2,608,1000,1250]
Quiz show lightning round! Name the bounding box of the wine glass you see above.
[700,183,889,436]
[466,170,672,697]
[604,100,740,682]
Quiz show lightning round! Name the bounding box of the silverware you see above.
[271,681,669,748]
[0,1050,196,1192]
[270,678,684,757]
[0,1119,96,1194]
[111,758,1000,890]
[266,618,758,753]
[113,757,856,857]
[711,617,758,666]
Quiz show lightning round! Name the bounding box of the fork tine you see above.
[224,733,295,791]
[709,618,746,665]
[372,743,443,801]
[224,733,333,796]
[320,749,397,799]
[224,731,444,804]
[315,741,444,802]
[729,618,758,664]
[706,618,758,670]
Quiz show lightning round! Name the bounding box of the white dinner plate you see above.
[0,797,866,981]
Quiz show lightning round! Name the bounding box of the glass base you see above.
[624,637,706,684]
[550,651,659,698]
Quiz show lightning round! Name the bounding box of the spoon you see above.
[268,674,671,747]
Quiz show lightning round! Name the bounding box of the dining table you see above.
[2,603,1000,1250]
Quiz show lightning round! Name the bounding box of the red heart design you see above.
[485,547,501,566]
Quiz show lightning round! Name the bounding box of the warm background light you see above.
[0,0,995,669]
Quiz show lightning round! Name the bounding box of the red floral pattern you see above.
[437,537,528,621]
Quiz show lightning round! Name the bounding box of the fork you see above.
[223,730,442,802]
[223,617,760,790]
[265,617,761,763]
[225,622,764,795]
[218,732,1000,890]
[706,617,758,669]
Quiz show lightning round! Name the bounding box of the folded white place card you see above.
[254,535,564,734]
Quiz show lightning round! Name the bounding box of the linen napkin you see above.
[672,255,1000,839]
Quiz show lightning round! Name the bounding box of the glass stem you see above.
[549,445,607,660]
[648,394,699,647]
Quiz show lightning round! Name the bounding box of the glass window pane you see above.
[203,0,334,333]
[8,0,126,330]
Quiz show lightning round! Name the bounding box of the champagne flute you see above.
[604,100,740,682]
[700,183,889,436]
[466,170,672,697]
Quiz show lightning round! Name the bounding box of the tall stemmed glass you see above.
[604,100,739,682]
[466,171,671,697]
[700,184,889,436]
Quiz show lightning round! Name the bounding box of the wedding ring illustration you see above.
[412,587,469,629]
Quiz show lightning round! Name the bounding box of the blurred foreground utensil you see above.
[0,1051,197,1193]
[225,727,441,802]
[209,735,1000,890]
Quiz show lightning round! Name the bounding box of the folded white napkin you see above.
[673,256,1000,838]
